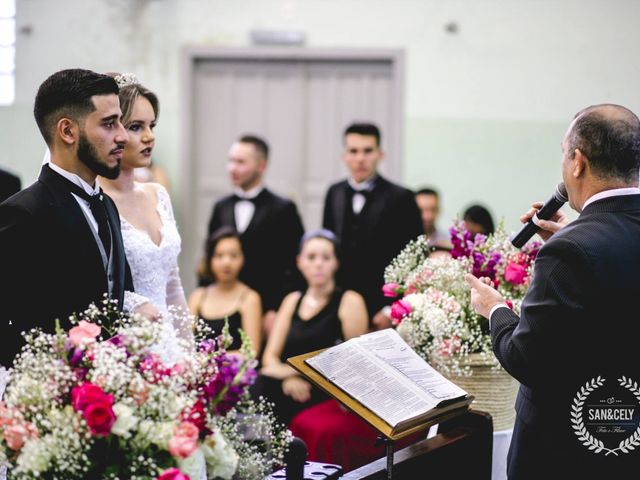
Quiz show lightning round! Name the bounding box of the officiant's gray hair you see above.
[107,72,159,126]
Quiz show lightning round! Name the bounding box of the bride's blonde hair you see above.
[107,72,159,125]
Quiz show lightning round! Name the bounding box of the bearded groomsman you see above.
[0,69,135,367]
[322,123,423,328]
[206,135,305,335]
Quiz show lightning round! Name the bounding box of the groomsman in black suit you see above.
[0,69,136,367]
[467,104,640,478]
[0,167,21,203]
[323,123,422,328]
[207,135,305,333]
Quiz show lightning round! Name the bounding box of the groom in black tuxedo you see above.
[0,69,134,367]
[207,135,305,333]
[467,104,640,478]
[323,123,423,327]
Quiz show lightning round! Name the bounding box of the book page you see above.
[306,340,434,427]
[355,329,467,404]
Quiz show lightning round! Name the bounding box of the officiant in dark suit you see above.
[322,123,422,328]
[206,135,305,334]
[0,167,21,203]
[0,69,135,367]
[467,104,640,478]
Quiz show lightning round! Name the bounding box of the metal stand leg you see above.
[376,435,395,480]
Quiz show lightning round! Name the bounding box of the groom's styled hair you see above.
[34,69,119,145]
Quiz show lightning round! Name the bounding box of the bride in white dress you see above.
[99,74,189,363]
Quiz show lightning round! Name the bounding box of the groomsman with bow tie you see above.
[0,69,136,367]
[322,123,423,328]
[206,135,305,334]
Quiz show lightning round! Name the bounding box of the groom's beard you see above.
[78,133,121,180]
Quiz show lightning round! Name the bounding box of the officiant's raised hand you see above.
[465,274,505,319]
[520,201,569,242]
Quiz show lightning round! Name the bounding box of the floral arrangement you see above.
[384,221,541,375]
[0,301,291,480]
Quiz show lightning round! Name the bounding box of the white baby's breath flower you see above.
[14,437,51,474]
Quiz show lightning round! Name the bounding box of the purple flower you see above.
[471,251,501,281]
[198,339,217,354]
[203,353,257,415]
[69,347,84,367]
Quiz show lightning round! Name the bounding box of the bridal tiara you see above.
[114,72,138,88]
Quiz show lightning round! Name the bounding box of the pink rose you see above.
[504,263,527,285]
[390,299,412,324]
[0,401,19,427]
[169,421,200,458]
[69,320,101,347]
[84,400,116,436]
[436,336,462,357]
[3,422,38,451]
[182,400,208,433]
[71,383,113,413]
[158,468,191,480]
[382,283,400,298]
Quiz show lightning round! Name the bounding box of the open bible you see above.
[288,329,474,439]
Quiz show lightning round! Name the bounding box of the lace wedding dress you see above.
[122,185,189,364]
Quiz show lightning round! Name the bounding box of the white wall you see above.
[3,0,640,241]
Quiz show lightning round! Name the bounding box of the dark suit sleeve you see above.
[394,189,424,251]
[277,200,305,307]
[207,201,222,235]
[490,238,590,387]
[0,204,35,366]
[322,186,335,231]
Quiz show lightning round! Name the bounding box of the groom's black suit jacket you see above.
[207,188,305,312]
[0,164,132,366]
[0,167,21,203]
[491,194,640,478]
[322,175,423,318]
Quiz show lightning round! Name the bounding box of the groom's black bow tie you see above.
[57,173,112,257]
[347,185,373,200]
[232,193,260,204]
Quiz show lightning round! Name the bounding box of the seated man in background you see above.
[415,187,450,245]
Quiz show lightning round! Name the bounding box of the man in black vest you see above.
[322,123,422,328]
[0,69,136,367]
[0,167,20,203]
[467,104,640,478]
[207,135,305,334]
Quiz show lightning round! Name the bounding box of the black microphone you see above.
[511,183,568,248]
[285,437,307,480]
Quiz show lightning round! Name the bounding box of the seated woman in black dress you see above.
[188,226,262,356]
[253,229,368,425]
